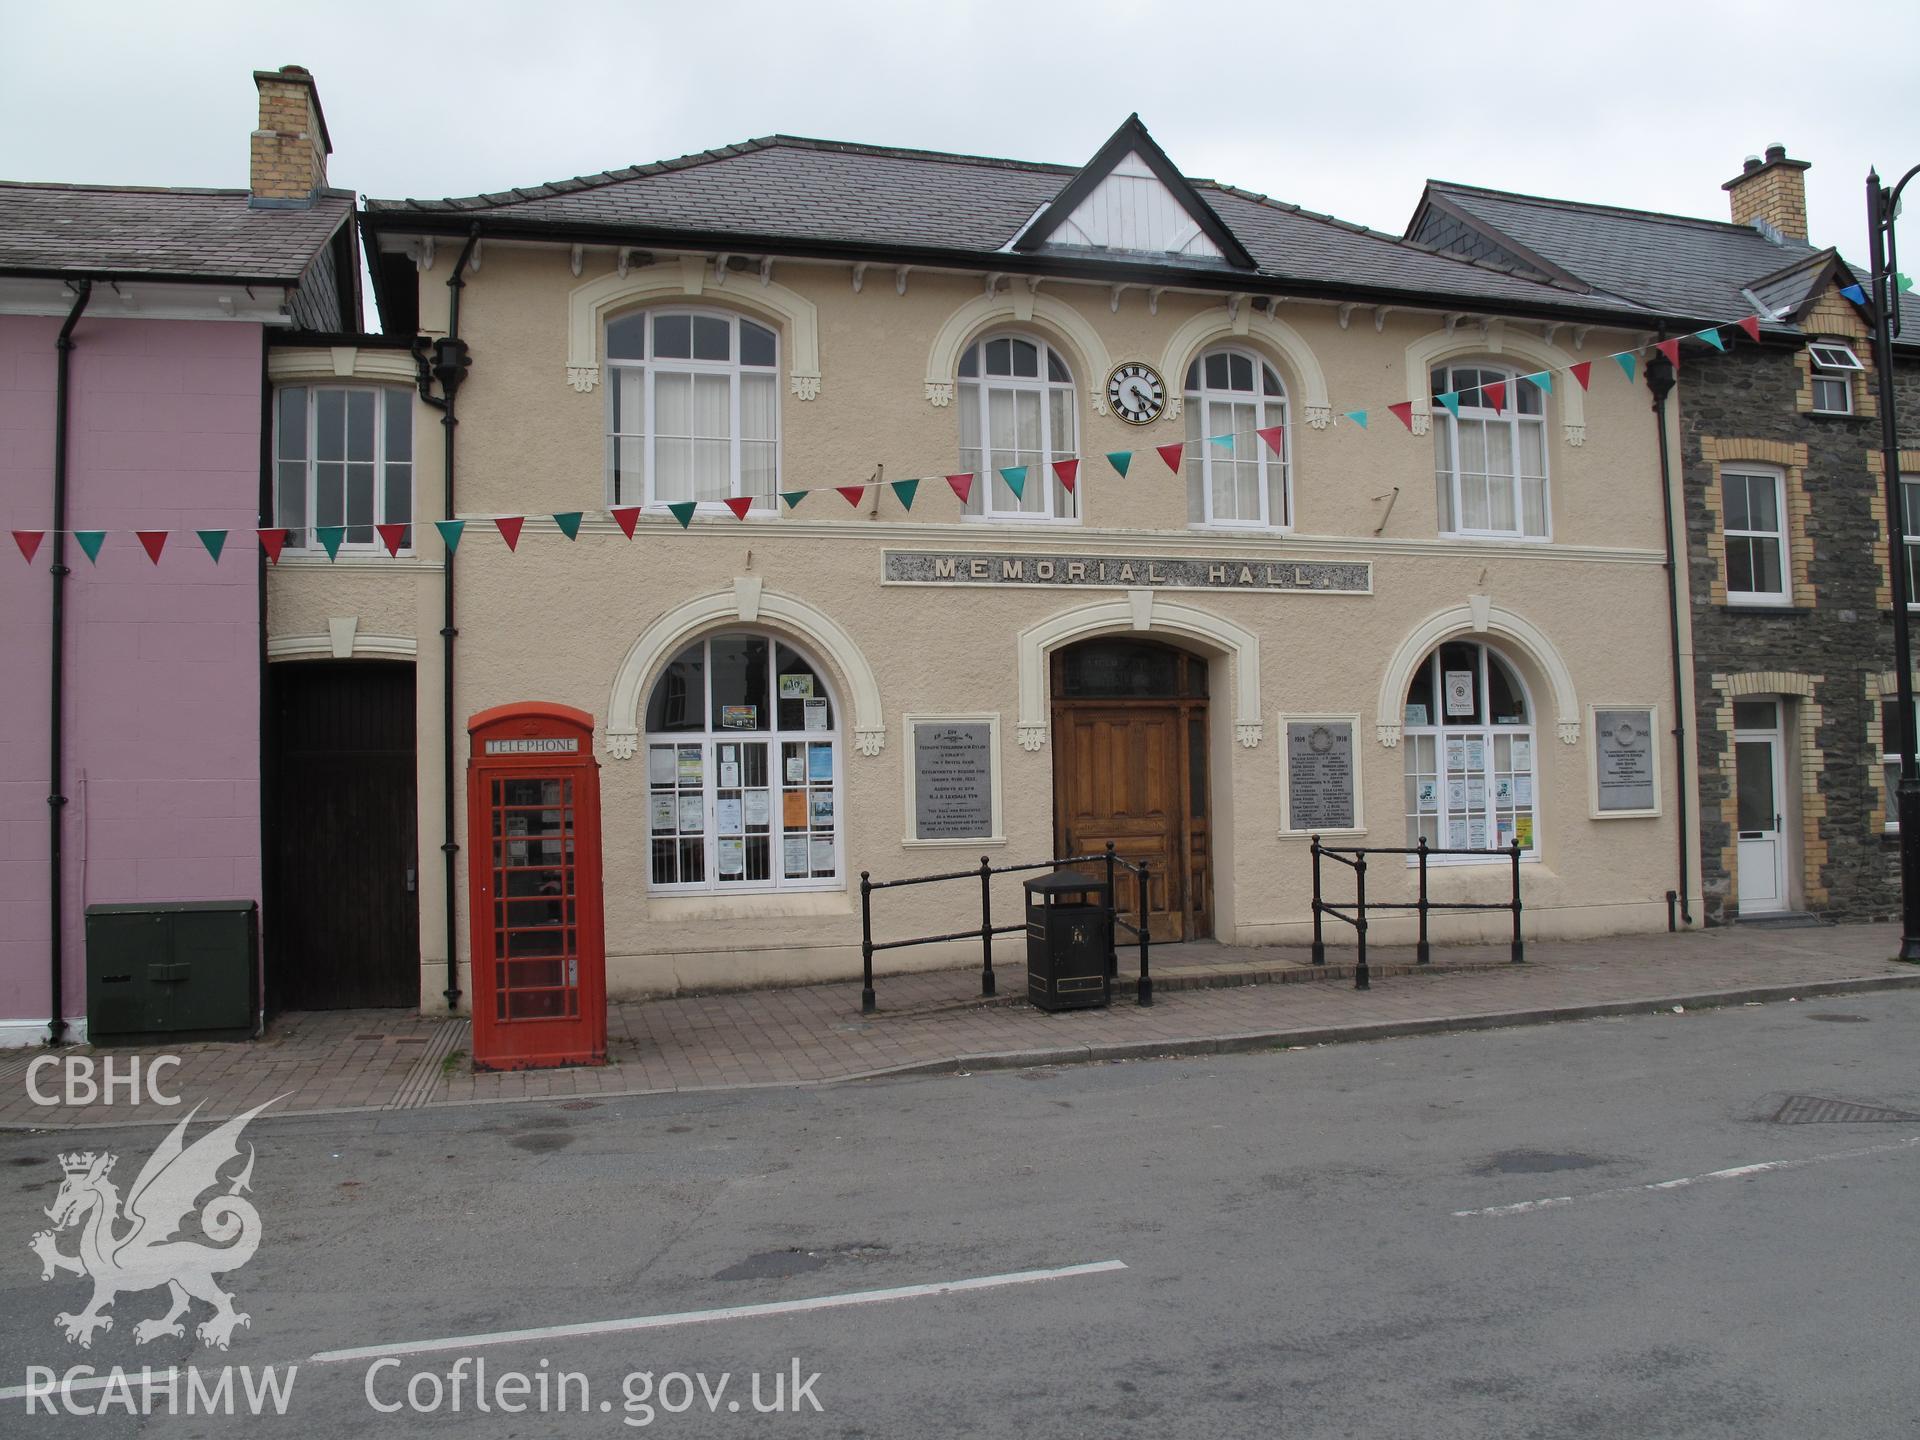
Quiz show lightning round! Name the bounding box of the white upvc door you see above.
[1733,701,1789,914]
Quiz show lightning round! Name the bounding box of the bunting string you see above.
[5,300,1877,558]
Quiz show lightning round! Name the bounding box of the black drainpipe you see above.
[412,227,478,1010]
[1645,349,1693,927]
[45,279,92,1046]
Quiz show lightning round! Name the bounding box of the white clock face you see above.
[1106,362,1167,426]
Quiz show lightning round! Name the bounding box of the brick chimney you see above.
[250,65,331,208]
[1722,143,1810,242]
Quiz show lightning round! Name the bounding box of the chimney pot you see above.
[1723,143,1811,242]
[1765,142,1786,163]
[1743,156,1762,174]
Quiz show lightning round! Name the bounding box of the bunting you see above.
[375,522,408,556]
[259,528,288,564]
[75,531,105,564]
[667,501,697,529]
[611,505,642,537]
[1388,401,1415,431]
[836,485,867,507]
[315,526,346,561]
[136,531,167,565]
[1155,442,1185,473]
[1050,459,1079,493]
[13,530,43,563]
[891,477,920,510]
[722,497,754,521]
[1255,424,1285,454]
[1569,361,1592,391]
[435,519,465,554]
[552,511,583,540]
[494,516,525,551]
[1344,410,1369,430]
[1613,352,1637,382]
[998,466,1027,500]
[1695,328,1726,353]
[780,491,808,510]
[1652,338,1682,371]
[197,529,227,562]
[1105,451,1131,477]
[945,473,974,503]
[1483,379,1507,413]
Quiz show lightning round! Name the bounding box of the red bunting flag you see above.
[945,473,973,503]
[723,496,754,521]
[12,530,44,563]
[1051,459,1079,493]
[1255,424,1285,455]
[1735,315,1762,342]
[1387,401,1415,431]
[1569,361,1592,391]
[136,531,167,564]
[610,506,641,538]
[1483,379,1507,413]
[1156,441,1186,473]
[494,516,524,551]
[837,485,867,508]
[375,522,409,556]
[1653,338,1682,370]
[258,528,288,564]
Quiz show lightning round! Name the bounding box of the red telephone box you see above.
[467,702,607,1070]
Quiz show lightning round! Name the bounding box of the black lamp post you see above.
[1867,164,1920,961]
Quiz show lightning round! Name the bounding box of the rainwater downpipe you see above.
[1645,348,1693,927]
[414,227,479,1010]
[46,278,92,1045]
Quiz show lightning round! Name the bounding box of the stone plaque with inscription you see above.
[1595,708,1656,812]
[1287,720,1356,831]
[913,721,995,840]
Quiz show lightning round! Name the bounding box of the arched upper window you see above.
[957,334,1078,521]
[1430,363,1549,539]
[606,309,779,512]
[1183,348,1289,529]
[1401,640,1538,859]
[645,631,840,892]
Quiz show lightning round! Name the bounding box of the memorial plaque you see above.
[1595,708,1656,812]
[1287,720,1356,831]
[913,721,995,840]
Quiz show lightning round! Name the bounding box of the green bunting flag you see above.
[435,519,465,554]
[1899,273,1914,293]
[1613,352,1638,382]
[1436,391,1462,419]
[1527,370,1553,393]
[667,501,697,529]
[1208,432,1236,450]
[552,511,583,540]
[890,478,919,510]
[998,465,1028,500]
[1345,410,1369,429]
[1106,451,1132,477]
[75,530,106,564]
[196,529,227,562]
[315,525,346,561]
[1695,328,1727,352]
[780,490,808,509]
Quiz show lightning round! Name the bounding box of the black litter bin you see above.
[1024,871,1112,1011]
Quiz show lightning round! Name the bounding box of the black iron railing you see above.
[859,843,1152,1014]
[1309,835,1525,990]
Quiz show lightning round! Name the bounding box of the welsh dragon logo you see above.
[30,1098,279,1350]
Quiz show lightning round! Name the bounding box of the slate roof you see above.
[363,134,1657,323]
[1410,180,1919,338]
[0,182,355,282]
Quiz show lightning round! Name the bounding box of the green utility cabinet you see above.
[85,901,257,1042]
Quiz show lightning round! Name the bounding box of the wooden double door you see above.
[1051,641,1212,941]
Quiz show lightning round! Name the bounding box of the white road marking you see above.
[1454,1135,1920,1218]
[308,1259,1129,1363]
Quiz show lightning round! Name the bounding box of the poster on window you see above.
[720,705,757,730]
[1447,779,1467,811]
[648,748,676,785]
[1466,739,1486,772]
[1595,708,1657,812]
[810,794,835,827]
[1512,739,1532,771]
[810,838,835,873]
[1417,780,1438,811]
[719,761,740,789]
[1446,739,1467,772]
[677,747,703,784]
[650,796,675,833]
[1515,815,1534,848]
[677,795,704,832]
[785,754,804,783]
[1445,670,1475,716]
[1404,704,1429,726]
[716,797,743,834]
[782,835,809,876]
[779,674,814,699]
[804,699,829,732]
[808,746,834,782]
[782,790,807,827]
[717,838,745,876]
[1468,816,1488,849]
[1447,818,1469,849]
[745,790,771,827]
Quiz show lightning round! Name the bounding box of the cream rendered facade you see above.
[272,240,1700,1012]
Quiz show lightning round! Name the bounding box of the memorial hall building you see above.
[269,116,1700,1013]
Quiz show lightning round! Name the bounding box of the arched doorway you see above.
[1050,638,1211,940]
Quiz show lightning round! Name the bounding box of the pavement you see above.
[6,920,1918,1131]
[5,987,1919,1436]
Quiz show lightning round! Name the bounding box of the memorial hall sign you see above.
[883,550,1371,593]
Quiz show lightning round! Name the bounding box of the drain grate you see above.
[1771,1095,1920,1125]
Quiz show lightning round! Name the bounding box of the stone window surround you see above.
[1864,670,1920,833]
[1710,670,1826,908]
[1698,436,1813,609]
[1401,321,1588,448]
[1791,291,1879,421]
[1864,449,1920,612]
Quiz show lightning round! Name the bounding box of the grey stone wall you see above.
[1678,344,1920,922]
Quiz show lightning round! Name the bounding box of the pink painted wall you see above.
[0,315,263,1033]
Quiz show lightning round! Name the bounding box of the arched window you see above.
[1402,640,1538,858]
[1430,363,1549,539]
[606,309,779,512]
[957,334,1078,521]
[645,632,840,891]
[1184,348,1289,528]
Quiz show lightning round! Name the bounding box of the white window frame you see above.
[605,307,781,514]
[956,332,1079,524]
[1184,346,1292,531]
[1430,363,1551,541]
[1878,695,1917,833]
[1401,643,1540,864]
[643,633,842,895]
[1722,465,1792,607]
[1808,343,1861,415]
[273,385,414,554]
[900,713,1006,847]
[1899,474,1920,611]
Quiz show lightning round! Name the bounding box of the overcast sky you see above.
[4,0,1916,284]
